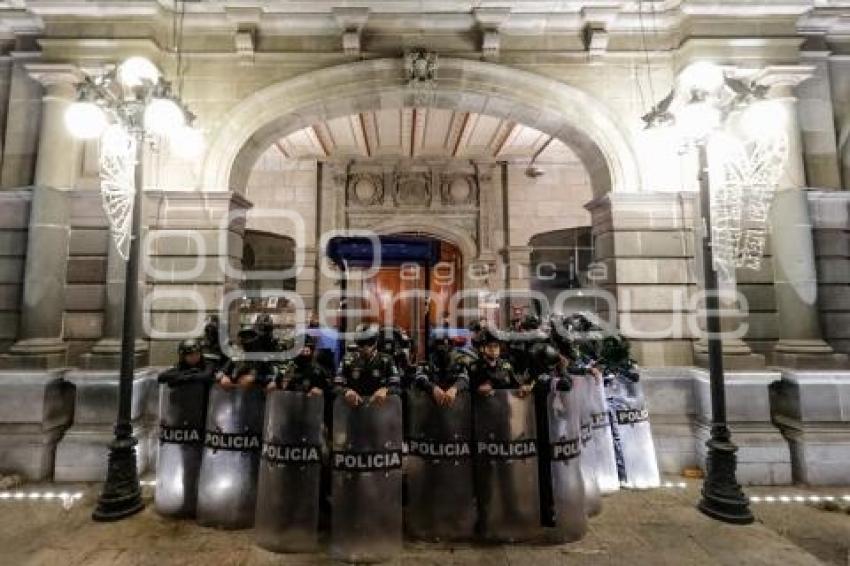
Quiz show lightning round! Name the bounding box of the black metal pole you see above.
[93,129,145,521]
[695,140,753,525]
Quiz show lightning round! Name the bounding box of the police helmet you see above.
[533,342,560,370]
[179,338,202,356]
[521,314,541,331]
[355,322,379,347]
[478,328,502,347]
[599,334,630,366]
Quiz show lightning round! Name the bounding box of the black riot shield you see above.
[196,385,265,529]
[474,389,540,542]
[546,389,587,543]
[255,391,324,552]
[577,376,602,517]
[331,396,403,563]
[154,381,209,517]
[405,390,476,541]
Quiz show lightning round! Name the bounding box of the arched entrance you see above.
[211,57,638,350]
[201,57,641,198]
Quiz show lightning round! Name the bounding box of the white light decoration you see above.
[144,97,185,136]
[709,131,788,279]
[738,100,785,139]
[118,56,160,88]
[678,62,725,94]
[170,124,205,160]
[676,100,721,141]
[99,124,137,260]
[64,100,108,140]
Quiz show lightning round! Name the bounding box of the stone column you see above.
[759,69,848,369]
[586,192,698,367]
[81,235,149,370]
[1,65,82,369]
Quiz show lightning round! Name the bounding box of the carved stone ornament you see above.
[405,50,438,88]
[347,173,384,206]
[393,171,432,207]
[440,174,479,206]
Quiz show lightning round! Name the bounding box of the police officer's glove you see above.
[344,388,362,407]
[443,385,458,405]
[370,386,388,406]
[555,376,573,392]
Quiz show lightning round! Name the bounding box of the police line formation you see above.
[155,313,660,562]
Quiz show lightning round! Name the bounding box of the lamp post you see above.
[65,57,203,521]
[644,62,781,525]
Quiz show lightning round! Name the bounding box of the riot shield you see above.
[405,390,476,541]
[610,379,660,489]
[255,391,324,552]
[577,376,602,517]
[589,378,620,494]
[154,381,208,517]
[474,389,540,542]
[196,385,265,529]
[546,388,587,543]
[331,396,403,563]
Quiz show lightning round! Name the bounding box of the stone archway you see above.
[201,57,641,199]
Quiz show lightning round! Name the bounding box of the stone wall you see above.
[0,190,29,352]
[505,149,593,248]
[587,192,698,368]
[808,191,850,354]
[144,191,251,366]
[64,190,108,366]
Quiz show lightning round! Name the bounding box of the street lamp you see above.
[65,57,202,521]
[643,62,781,525]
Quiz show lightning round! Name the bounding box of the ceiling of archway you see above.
[271,107,577,162]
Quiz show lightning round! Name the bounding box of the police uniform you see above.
[468,356,522,391]
[276,357,331,394]
[334,351,401,397]
[158,340,216,387]
[415,352,470,394]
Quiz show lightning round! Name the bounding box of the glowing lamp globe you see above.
[739,100,783,139]
[676,100,721,141]
[64,101,108,140]
[144,97,185,136]
[171,125,205,160]
[678,62,725,95]
[118,57,160,88]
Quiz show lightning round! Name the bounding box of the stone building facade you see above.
[0,1,847,485]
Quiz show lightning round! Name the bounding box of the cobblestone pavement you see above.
[1,479,848,566]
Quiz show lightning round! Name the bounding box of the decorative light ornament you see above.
[144,97,186,136]
[117,56,160,88]
[676,100,721,141]
[64,100,108,140]
[709,130,789,280]
[738,100,784,140]
[170,124,205,160]
[678,62,725,95]
[99,124,137,260]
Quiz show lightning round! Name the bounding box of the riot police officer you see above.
[531,343,575,528]
[468,329,532,397]
[334,323,401,407]
[158,339,216,387]
[200,315,227,371]
[217,327,279,389]
[268,333,330,396]
[415,333,469,406]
